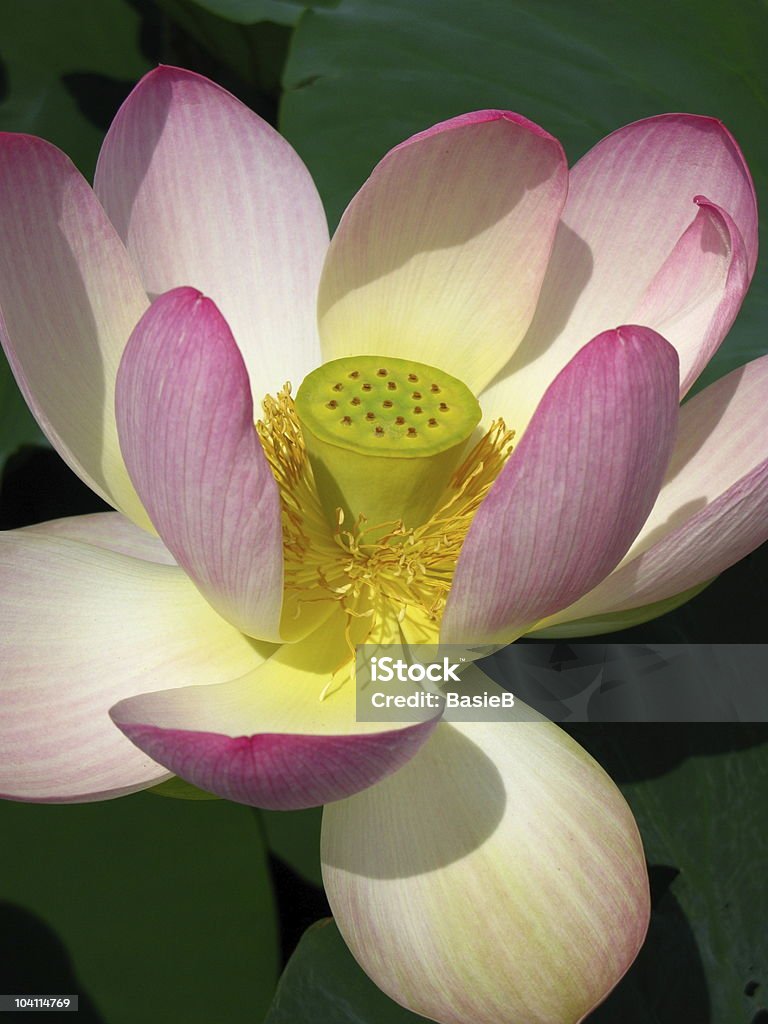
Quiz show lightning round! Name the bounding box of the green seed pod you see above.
[295,356,482,528]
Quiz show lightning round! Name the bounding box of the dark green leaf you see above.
[0,794,279,1023]
[260,808,323,887]
[183,0,336,27]
[0,0,149,178]
[0,349,45,468]
[574,726,768,1021]
[156,0,293,95]
[264,918,426,1023]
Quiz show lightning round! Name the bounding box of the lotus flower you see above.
[0,66,764,1024]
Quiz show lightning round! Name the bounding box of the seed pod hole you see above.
[294,354,481,461]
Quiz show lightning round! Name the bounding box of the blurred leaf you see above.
[282,0,768,387]
[184,0,335,27]
[0,794,279,1023]
[0,0,149,177]
[260,808,323,886]
[157,0,292,95]
[0,350,45,468]
[264,918,425,1023]
[570,727,768,1021]
[618,735,768,1020]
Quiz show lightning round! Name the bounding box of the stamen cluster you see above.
[257,386,514,646]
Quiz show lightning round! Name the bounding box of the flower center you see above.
[294,356,481,528]
[257,369,514,650]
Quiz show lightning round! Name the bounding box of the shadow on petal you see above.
[483,222,594,382]
[322,722,506,877]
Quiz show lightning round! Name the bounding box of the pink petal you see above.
[110,610,440,810]
[0,133,150,527]
[318,111,568,394]
[632,197,750,396]
[0,527,266,803]
[94,66,328,403]
[442,327,679,644]
[323,717,649,1024]
[482,114,757,431]
[543,354,768,624]
[115,287,285,642]
[22,512,176,564]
